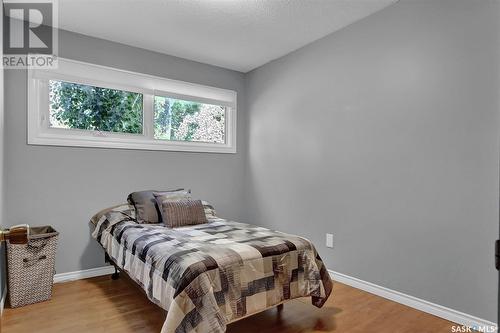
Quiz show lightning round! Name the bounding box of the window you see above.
[49,80,144,134]
[28,58,237,153]
[153,96,225,144]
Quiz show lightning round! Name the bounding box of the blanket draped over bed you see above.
[91,205,333,333]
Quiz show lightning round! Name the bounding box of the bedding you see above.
[89,203,134,226]
[91,205,333,333]
[153,191,194,223]
[157,199,208,228]
[127,189,190,223]
[89,201,215,227]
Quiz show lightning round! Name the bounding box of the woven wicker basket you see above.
[6,226,59,308]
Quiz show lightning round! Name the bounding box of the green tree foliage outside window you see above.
[154,96,225,144]
[49,80,143,134]
[49,80,225,143]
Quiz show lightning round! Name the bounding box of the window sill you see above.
[27,132,236,154]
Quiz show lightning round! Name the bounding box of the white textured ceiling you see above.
[56,0,396,72]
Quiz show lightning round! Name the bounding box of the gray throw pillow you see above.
[127,188,190,223]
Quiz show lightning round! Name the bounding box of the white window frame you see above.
[27,58,237,153]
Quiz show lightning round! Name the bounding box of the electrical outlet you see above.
[326,233,334,248]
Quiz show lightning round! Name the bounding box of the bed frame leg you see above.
[111,263,120,280]
[111,270,120,280]
[105,253,120,280]
[277,304,284,312]
[111,265,120,280]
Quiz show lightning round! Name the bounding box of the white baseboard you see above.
[329,270,497,330]
[53,266,115,283]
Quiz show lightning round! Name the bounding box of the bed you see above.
[91,203,333,333]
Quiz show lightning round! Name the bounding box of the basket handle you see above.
[23,255,47,265]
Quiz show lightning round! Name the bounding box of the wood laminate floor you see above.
[2,275,459,333]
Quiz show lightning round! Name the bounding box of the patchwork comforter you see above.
[91,205,333,333]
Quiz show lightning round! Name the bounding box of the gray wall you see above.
[243,0,499,322]
[4,29,246,274]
